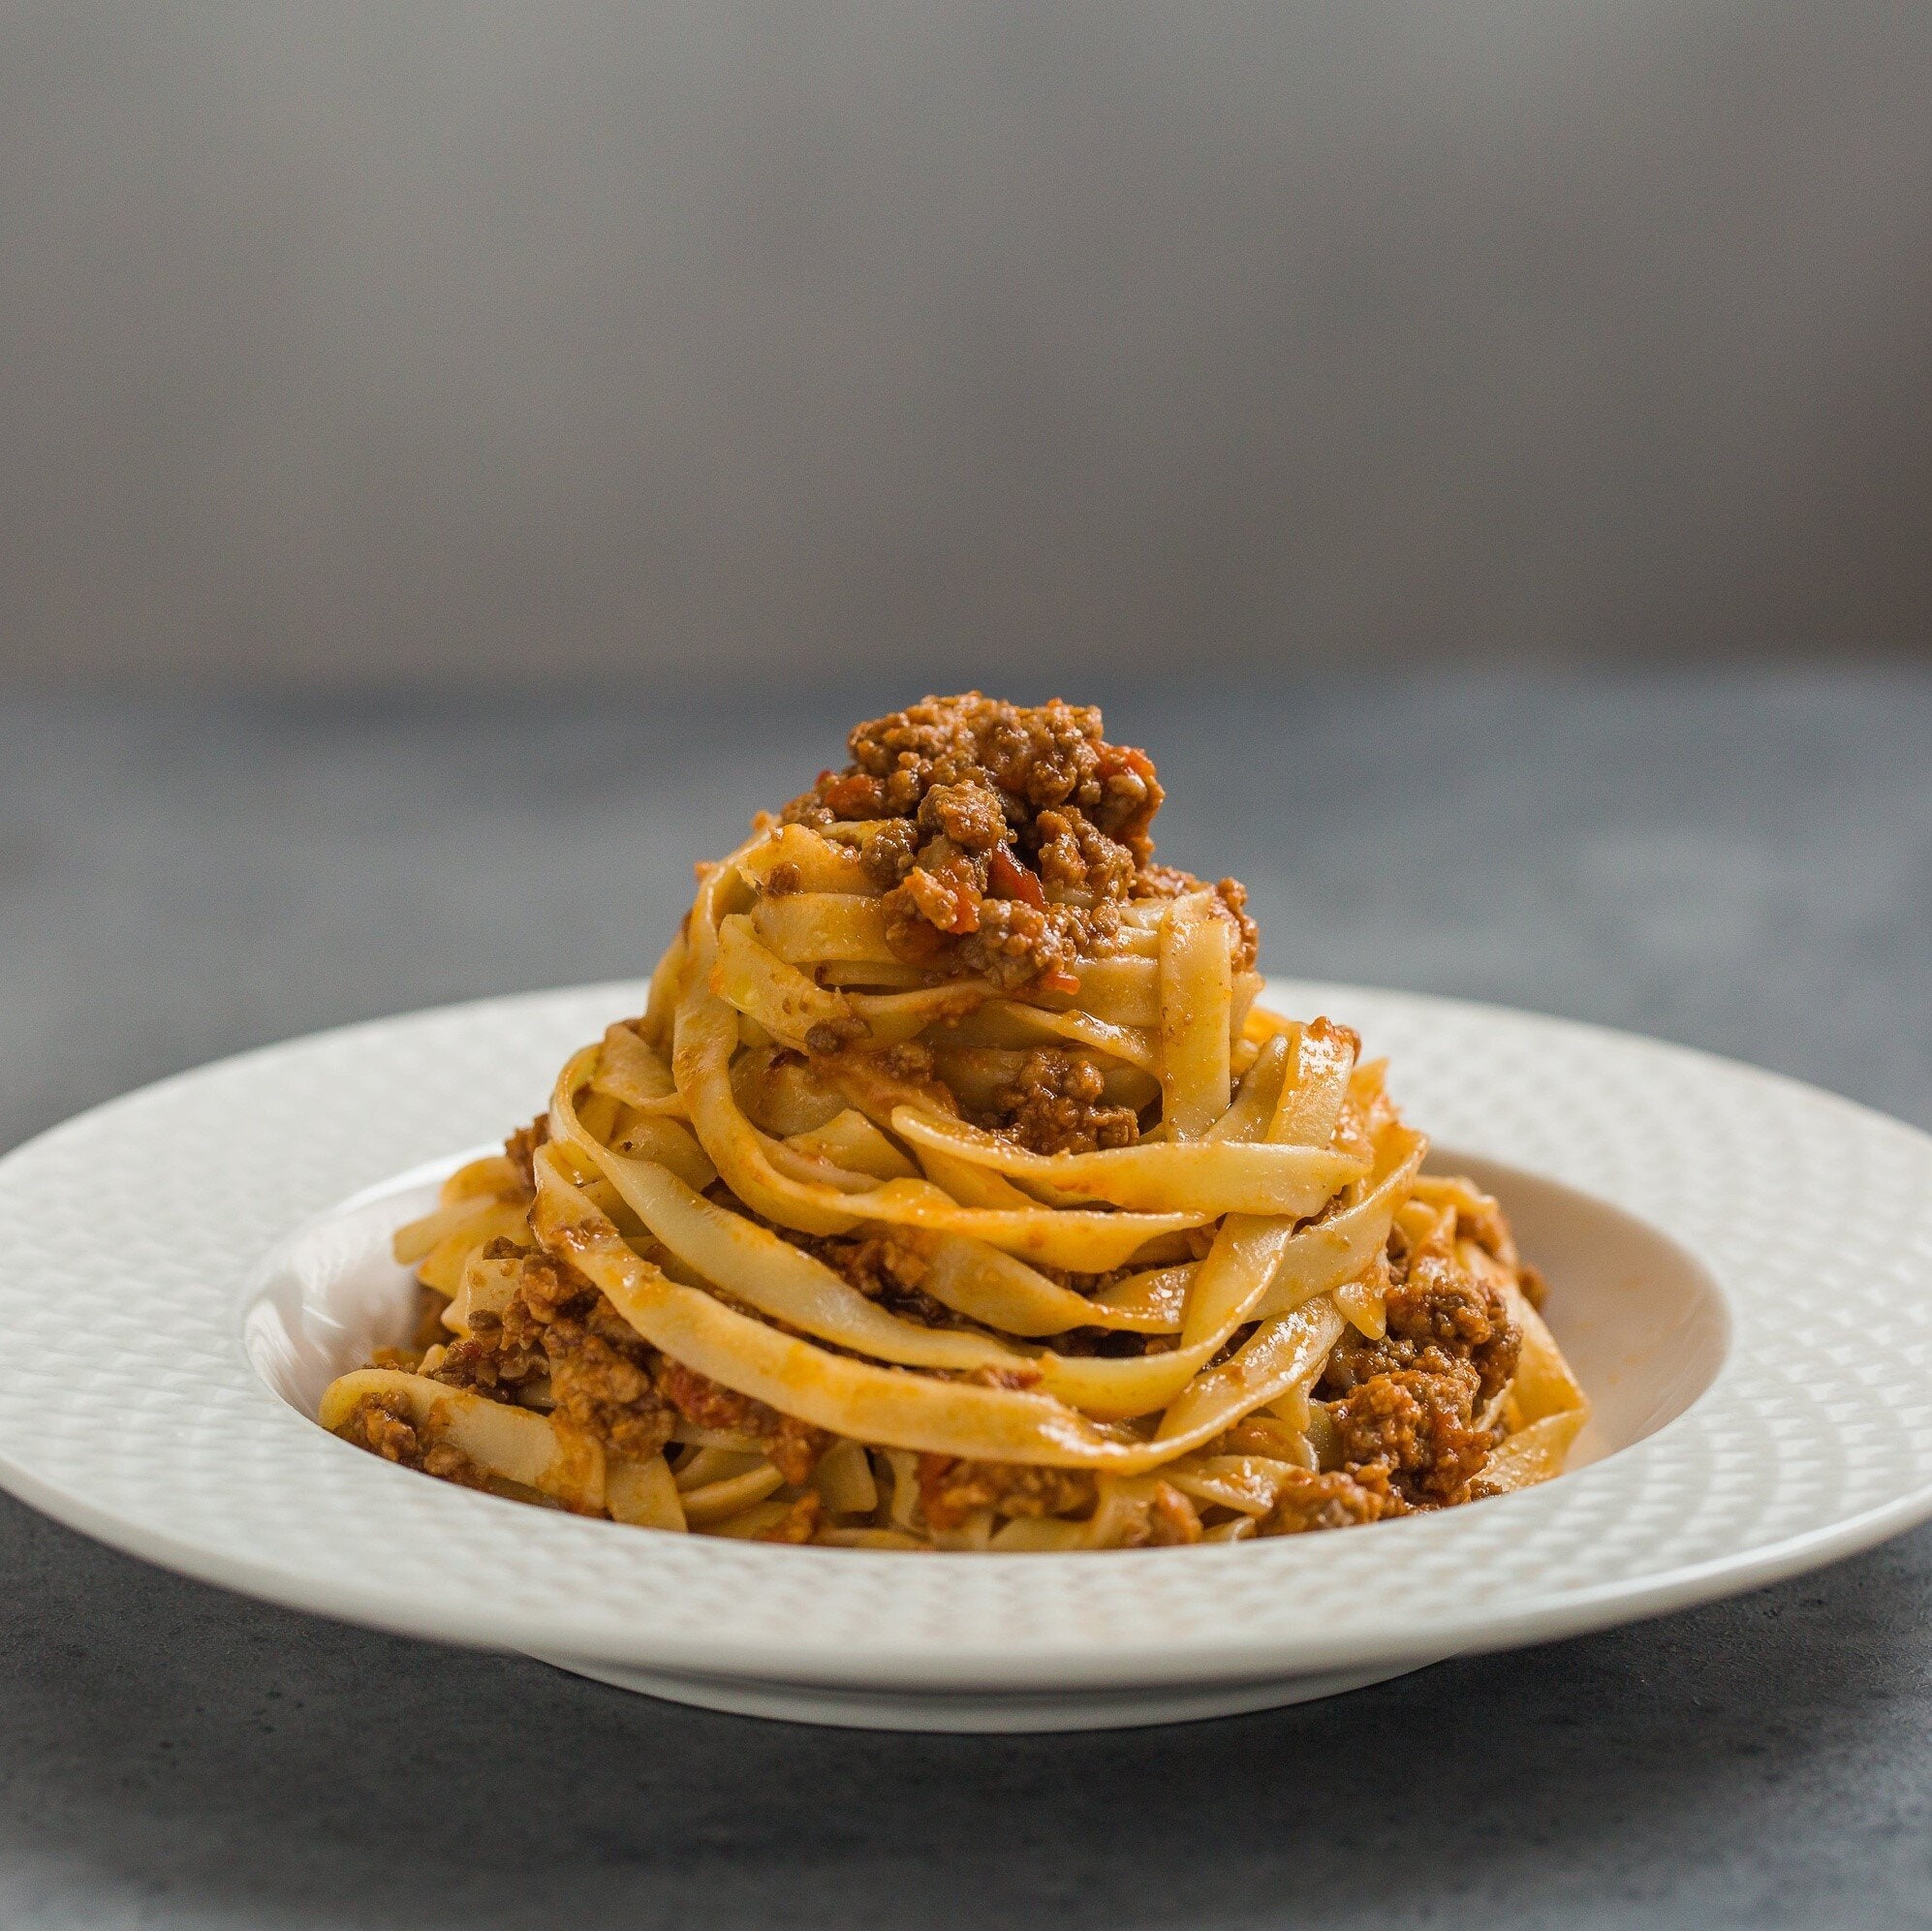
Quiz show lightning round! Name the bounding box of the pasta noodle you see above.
[324,695,1587,1548]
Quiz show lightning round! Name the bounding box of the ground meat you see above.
[1212,877,1261,975]
[430,1250,828,1479]
[765,1417,832,1488]
[815,1232,931,1298]
[978,1046,1140,1155]
[1032,808,1137,906]
[1260,1466,1399,1535]
[894,843,984,937]
[430,1251,674,1461]
[337,1391,420,1463]
[919,781,1009,852]
[545,1318,675,1460]
[334,1392,491,1491]
[448,1260,832,1486]
[431,1286,546,1397]
[950,896,1074,990]
[1322,1250,1521,1408]
[503,1114,549,1193]
[857,818,921,890]
[1329,1366,1496,1508]
[654,1359,830,1485]
[803,1016,870,1054]
[816,696,1126,827]
[755,1493,824,1543]
[1314,1234,1518,1509]
[917,1454,1097,1531]
[802,1231,957,1327]
[1517,1261,1549,1312]
[1132,863,1200,900]
[778,694,1234,991]
[1143,1481,1204,1546]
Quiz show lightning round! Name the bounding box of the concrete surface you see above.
[2,669,1929,1927]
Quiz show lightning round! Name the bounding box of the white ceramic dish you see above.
[2,980,1929,1731]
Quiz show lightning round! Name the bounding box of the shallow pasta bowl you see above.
[0,980,1928,1731]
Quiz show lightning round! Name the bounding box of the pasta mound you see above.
[323,695,1587,1549]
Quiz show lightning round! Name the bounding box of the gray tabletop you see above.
[3,670,1930,1929]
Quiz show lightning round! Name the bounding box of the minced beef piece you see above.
[432,1250,826,1479]
[654,1359,830,1486]
[1315,1237,1518,1510]
[858,817,922,889]
[337,1390,419,1463]
[1517,1261,1550,1312]
[503,1114,549,1193]
[919,781,1009,852]
[979,1046,1139,1155]
[953,895,1084,992]
[918,1453,1097,1531]
[803,1016,870,1054]
[433,1251,675,1457]
[813,1231,930,1298]
[430,1239,551,1395]
[1210,878,1261,975]
[1032,807,1137,904]
[335,1392,491,1491]
[778,694,1244,991]
[803,1231,958,1328]
[1261,1466,1399,1535]
[1142,1481,1204,1546]
[1132,863,1199,900]
[426,1328,533,1399]
[755,1493,825,1543]
[545,1318,674,1460]
[1322,1250,1521,1409]
[791,694,1159,847]
[1329,1366,1496,1508]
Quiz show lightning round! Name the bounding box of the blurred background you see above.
[3,1,1929,691]
[0,2,1929,1137]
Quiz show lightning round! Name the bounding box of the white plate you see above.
[2,980,1929,1732]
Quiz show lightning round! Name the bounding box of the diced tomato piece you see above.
[987,845,1047,910]
[823,773,886,819]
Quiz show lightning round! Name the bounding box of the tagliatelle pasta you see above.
[323,695,1587,1549]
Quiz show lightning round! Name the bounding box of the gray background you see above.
[3,3,1930,690]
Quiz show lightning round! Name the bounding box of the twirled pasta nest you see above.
[325,696,1586,1549]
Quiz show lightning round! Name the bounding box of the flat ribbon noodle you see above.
[916,1234,1164,1337]
[1175,1019,1366,1356]
[534,1149,1355,1470]
[1159,892,1232,1139]
[674,988,1207,1268]
[888,1106,1364,1218]
[750,892,894,963]
[1250,1124,1426,1320]
[552,1068,1035,1376]
[320,1368,607,1511]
